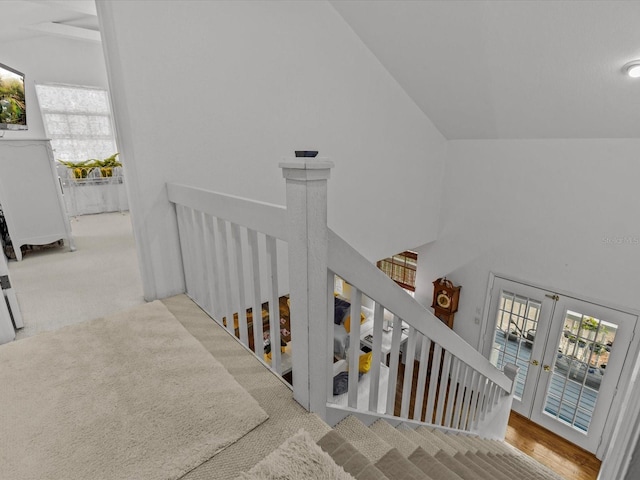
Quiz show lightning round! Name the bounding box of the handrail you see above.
[167,183,287,241]
[327,228,512,393]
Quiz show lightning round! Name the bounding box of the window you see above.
[35,84,116,163]
[376,251,417,292]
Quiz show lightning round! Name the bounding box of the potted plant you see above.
[58,153,121,179]
[57,153,128,215]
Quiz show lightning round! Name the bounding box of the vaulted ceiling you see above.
[331,1,640,139]
[4,1,640,140]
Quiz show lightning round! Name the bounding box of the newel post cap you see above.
[279,157,334,181]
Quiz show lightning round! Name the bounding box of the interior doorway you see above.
[483,276,637,456]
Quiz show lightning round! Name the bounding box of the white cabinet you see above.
[0,139,75,261]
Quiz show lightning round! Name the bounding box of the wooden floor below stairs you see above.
[505,411,600,480]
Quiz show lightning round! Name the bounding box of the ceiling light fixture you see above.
[624,61,640,78]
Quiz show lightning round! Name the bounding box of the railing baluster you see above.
[231,223,249,346]
[190,208,208,307]
[462,370,479,431]
[327,273,337,403]
[347,288,363,409]
[400,325,418,418]
[473,374,484,427]
[369,302,384,412]
[413,335,430,421]
[445,357,461,428]
[425,343,441,424]
[487,382,497,413]
[216,218,235,334]
[247,229,264,354]
[385,314,403,415]
[452,363,468,429]
[265,235,281,373]
[202,213,219,318]
[478,378,490,423]
[208,215,226,325]
[435,351,452,426]
[175,205,194,297]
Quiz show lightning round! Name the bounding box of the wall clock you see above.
[431,277,461,329]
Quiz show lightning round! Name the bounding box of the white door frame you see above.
[480,272,640,459]
[483,277,557,417]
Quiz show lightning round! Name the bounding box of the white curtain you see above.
[35,84,117,163]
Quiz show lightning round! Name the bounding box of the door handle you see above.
[544,365,551,372]
[531,360,539,366]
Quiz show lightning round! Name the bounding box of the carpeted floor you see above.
[0,300,268,480]
[8,212,145,339]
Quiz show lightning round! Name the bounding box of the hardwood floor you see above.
[505,411,601,480]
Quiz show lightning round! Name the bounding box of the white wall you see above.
[414,139,640,348]
[97,0,446,300]
[0,36,108,141]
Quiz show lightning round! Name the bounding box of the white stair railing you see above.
[325,229,517,437]
[167,157,517,438]
[167,183,290,376]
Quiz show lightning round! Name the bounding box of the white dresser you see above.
[0,139,75,261]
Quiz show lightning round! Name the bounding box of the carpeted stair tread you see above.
[317,430,389,480]
[453,451,508,480]
[370,420,420,457]
[475,452,537,479]
[495,443,567,480]
[414,427,458,456]
[449,433,482,453]
[430,429,472,453]
[396,425,441,456]
[474,452,537,480]
[375,448,435,480]
[408,448,464,480]
[465,437,507,455]
[334,416,392,463]
[457,451,515,480]
[434,449,494,480]
[488,450,564,480]
[487,451,565,480]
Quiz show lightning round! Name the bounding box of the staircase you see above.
[319,415,565,480]
[163,293,566,480]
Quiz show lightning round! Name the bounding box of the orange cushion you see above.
[343,312,367,333]
[358,351,372,373]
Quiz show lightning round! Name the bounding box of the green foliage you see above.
[58,153,121,178]
[581,317,599,331]
[0,76,26,125]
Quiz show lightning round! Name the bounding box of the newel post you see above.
[503,363,520,394]
[280,158,334,415]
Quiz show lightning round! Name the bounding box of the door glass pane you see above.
[490,291,542,400]
[543,310,617,433]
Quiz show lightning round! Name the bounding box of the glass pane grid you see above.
[544,310,618,433]
[492,290,542,402]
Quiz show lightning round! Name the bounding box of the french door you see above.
[484,277,637,454]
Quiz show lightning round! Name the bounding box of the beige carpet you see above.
[9,212,145,340]
[237,429,356,480]
[0,301,268,480]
